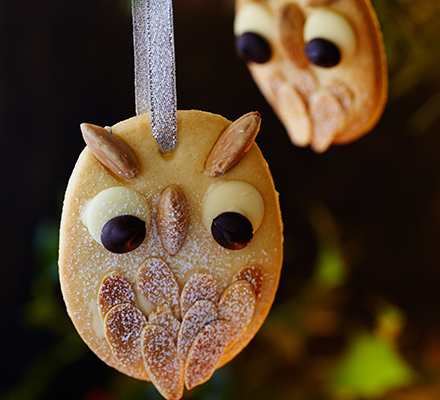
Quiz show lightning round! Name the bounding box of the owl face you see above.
[234,0,388,152]
[58,111,283,399]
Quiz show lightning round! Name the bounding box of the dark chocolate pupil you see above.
[305,38,341,68]
[235,32,272,64]
[211,212,254,250]
[101,215,146,254]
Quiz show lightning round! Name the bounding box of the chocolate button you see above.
[101,215,146,254]
[306,38,341,68]
[211,212,254,250]
[235,32,272,64]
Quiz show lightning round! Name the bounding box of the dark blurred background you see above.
[2,0,440,399]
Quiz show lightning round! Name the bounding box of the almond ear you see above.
[80,123,140,180]
[204,111,261,178]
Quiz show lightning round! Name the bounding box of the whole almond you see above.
[157,185,189,256]
[276,3,308,68]
[205,111,261,177]
[81,123,140,179]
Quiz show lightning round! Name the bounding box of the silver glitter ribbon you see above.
[132,0,178,154]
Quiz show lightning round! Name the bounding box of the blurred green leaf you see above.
[24,220,72,335]
[314,244,347,288]
[331,332,413,399]
[308,204,347,288]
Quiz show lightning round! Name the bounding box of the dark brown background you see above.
[2,0,440,399]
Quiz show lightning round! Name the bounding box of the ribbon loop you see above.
[132,0,178,154]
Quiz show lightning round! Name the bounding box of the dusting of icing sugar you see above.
[180,274,219,318]
[157,185,189,256]
[233,266,263,302]
[134,283,156,316]
[138,258,181,320]
[148,305,181,343]
[98,273,136,316]
[184,319,231,389]
[218,280,255,346]
[104,304,147,365]
[141,325,184,399]
[59,124,283,391]
[177,300,217,361]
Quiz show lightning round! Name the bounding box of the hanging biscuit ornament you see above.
[234,0,388,152]
[58,1,283,399]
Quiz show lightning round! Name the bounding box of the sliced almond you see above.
[276,83,312,146]
[177,300,218,362]
[104,304,147,366]
[81,123,140,180]
[141,324,184,400]
[276,3,308,68]
[218,280,256,347]
[157,185,189,256]
[184,320,231,390]
[310,90,346,153]
[180,273,219,318]
[325,79,354,113]
[233,266,263,302]
[137,258,181,321]
[204,111,261,177]
[98,273,137,318]
[148,304,181,343]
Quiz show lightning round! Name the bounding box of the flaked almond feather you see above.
[137,258,181,320]
[141,325,184,400]
[180,273,219,318]
[148,304,181,343]
[81,123,140,179]
[157,185,189,256]
[205,111,261,177]
[104,304,147,366]
[98,273,136,318]
[184,319,231,390]
[218,280,256,347]
[233,266,263,302]
[177,300,218,362]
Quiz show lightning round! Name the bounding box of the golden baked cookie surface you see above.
[59,110,283,399]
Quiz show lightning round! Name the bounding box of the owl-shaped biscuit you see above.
[234,0,388,152]
[58,110,283,399]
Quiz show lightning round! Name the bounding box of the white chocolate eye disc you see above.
[304,9,356,60]
[83,186,150,245]
[234,3,274,42]
[202,180,264,234]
